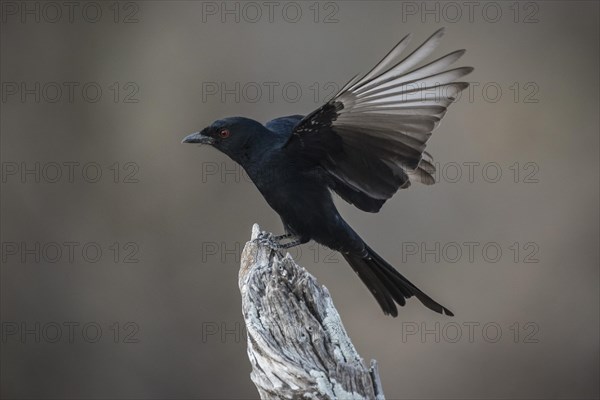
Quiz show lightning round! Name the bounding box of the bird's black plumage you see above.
[183,28,471,317]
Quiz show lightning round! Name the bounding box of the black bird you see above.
[183,29,472,317]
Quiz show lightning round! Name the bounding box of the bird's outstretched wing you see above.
[283,28,472,212]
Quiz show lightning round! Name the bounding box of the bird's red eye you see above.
[218,129,230,139]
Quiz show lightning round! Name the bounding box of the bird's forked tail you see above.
[343,245,453,317]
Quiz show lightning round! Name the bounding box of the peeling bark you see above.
[239,224,385,400]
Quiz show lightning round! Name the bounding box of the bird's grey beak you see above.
[181,130,214,144]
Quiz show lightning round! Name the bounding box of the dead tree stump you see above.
[238,224,385,400]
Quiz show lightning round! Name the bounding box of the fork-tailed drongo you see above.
[183,28,472,317]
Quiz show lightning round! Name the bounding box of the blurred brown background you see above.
[1,1,598,399]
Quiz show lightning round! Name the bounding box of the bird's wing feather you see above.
[283,28,472,212]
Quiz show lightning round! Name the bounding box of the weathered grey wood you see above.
[239,224,385,400]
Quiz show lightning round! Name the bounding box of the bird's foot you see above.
[256,232,302,250]
[256,231,277,248]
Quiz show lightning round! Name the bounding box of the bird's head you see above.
[182,117,269,163]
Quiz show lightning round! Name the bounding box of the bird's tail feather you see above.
[343,244,453,317]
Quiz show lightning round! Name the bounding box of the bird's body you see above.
[243,117,363,254]
[183,29,472,317]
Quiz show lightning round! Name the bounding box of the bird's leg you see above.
[275,237,303,249]
[256,231,303,250]
[273,233,294,241]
